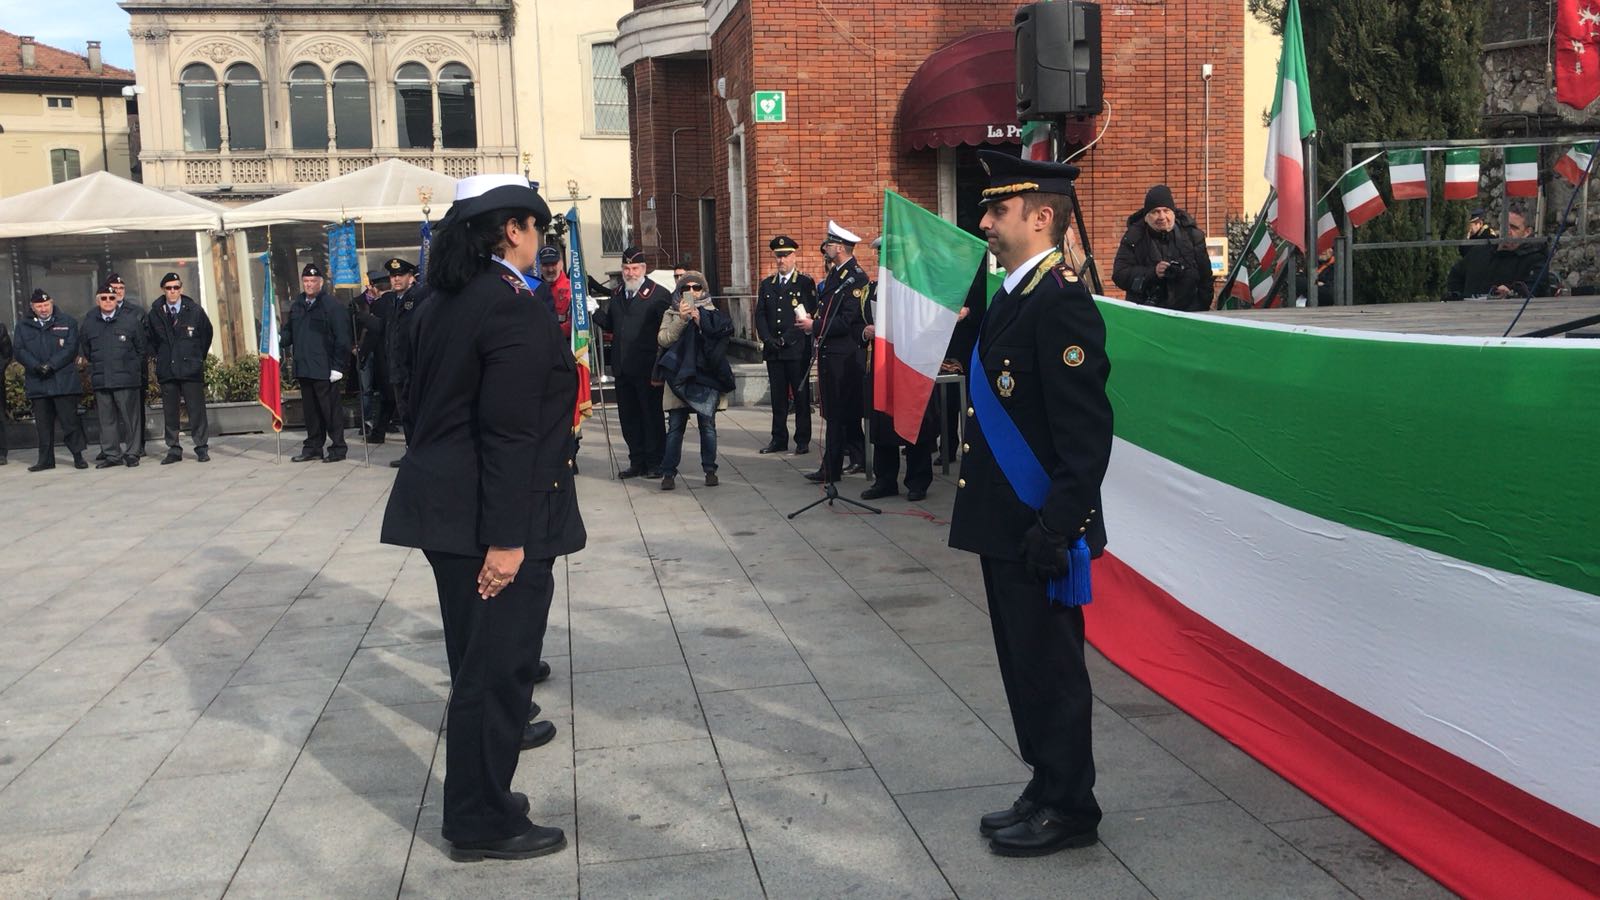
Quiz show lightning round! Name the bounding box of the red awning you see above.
[899,29,1093,153]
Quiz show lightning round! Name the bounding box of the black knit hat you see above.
[1141,184,1177,215]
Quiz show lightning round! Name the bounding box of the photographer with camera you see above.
[1112,184,1213,311]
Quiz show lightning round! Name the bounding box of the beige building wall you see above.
[511,0,635,272]
[0,90,132,197]
[1241,6,1277,215]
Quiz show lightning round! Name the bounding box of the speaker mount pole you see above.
[1055,115,1105,295]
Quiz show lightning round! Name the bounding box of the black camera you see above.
[1164,259,1185,274]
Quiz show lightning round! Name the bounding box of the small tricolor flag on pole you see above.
[1339,165,1387,228]
[1021,120,1052,162]
[1315,199,1338,255]
[1264,0,1316,254]
[257,253,283,432]
[1504,146,1540,197]
[1555,141,1596,185]
[873,190,988,443]
[1387,149,1427,200]
[1443,149,1480,200]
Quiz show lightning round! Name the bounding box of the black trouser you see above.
[425,550,555,844]
[159,379,208,453]
[869,416,935,493]
[0,405,8,459]
[131,366,148,456]
[765,355,811,448]
[614,374,664,470]
[980,556,1102,825]
[369,371,397,438]
[32,395,86,464]
[94,387,141,462]
[298,377,346,456]
[819,352,865,481]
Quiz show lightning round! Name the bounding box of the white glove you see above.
[329,369,344,383]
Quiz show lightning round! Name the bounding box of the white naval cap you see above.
[825,220,862,245]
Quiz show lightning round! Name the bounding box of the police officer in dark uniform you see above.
[146,273,214,464]
[592,246,671,477]
[801,222,870,482]
[755,234,817,455]
[359,257,421,445]
[15,289,89,471]
[949,151,1112,858]
[283,263,353,463]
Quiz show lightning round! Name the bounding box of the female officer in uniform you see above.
[381,174,586,862]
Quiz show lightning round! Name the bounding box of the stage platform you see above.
[1209,295,1600,337]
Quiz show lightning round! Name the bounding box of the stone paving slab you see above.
[0,408,1452,898]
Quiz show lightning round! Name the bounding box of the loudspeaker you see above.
[1015,1,1103,120]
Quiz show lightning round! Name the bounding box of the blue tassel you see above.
[1046,537,1094,607]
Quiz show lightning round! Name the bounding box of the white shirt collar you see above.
[1002,247,1057,295]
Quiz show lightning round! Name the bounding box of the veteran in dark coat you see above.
[357,257,423,443]
[381,174,583,863]
[801,221,871,483]
[146,273,214,463]
[14,289,88,471]
[949,151,1113,858]
[754,234,817,455]
[80,281,147,467]
[282,263,353,463]
[107,272,149,459]
[592,246,672,477]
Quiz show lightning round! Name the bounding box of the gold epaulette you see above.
[1020,249,1065,296]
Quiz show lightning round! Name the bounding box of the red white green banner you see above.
[1387,149,1427,199]
[1443,148,1479,199]
[1555,141,1595,185]
[872,190,986,443]
[1089,298,1600,897]
[1264,0,1315,253]
[1338,163,1386,227]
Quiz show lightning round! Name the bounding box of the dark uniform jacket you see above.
[80,308,147,390]
[755,271,817,361]
[815,258,872,359]
[1112,209,1212,311]
[146,295,213,383]
[358,284,423,380]
[282,291,352,381]
[15,312,83,399]
[949,253,1112,561]
[1446,243,1551,298]
[381,267,587,560]
[0,322,12,369]
[592,279,672,378]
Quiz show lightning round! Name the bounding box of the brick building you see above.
[617,0,1245,300]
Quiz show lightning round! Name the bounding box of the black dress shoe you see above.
[389,458,404,468]
[988,808,1099,857]
[527,701,542,721]
[533,660,552,684]
[906,488,927,502]
[660,474,675,491]
[645,468,663,479]
[703,472,719,487]
[860,484,897,500]
[291,452,321,462]
[803,469,825,483]
[125,456,139,468]
[793,443,810,455]
[521,720,557,751]
[72,454,89,470]
[323,454,347,463]
[194,449,210,462]
[758,443,787,454]
[449,823,566,862]
[95,458,122,469]
[844,463,866,475]
[979,798,1037,836]
[27,461,55,472]
[161,452,181,465]
[617,466,642,479]
[95,450,108,461]
[364,433,385,444]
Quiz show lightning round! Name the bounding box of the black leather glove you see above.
[34,364,52,378]
[1021,522,1072,582]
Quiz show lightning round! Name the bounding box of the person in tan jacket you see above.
[655,270,734,491]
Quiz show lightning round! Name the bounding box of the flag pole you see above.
[268,224,280,464]
[1217,192,1276,308]
[1304,133,1318,306]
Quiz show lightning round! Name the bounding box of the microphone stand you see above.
[788,278,880,520]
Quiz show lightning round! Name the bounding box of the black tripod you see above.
[788,286,880,520]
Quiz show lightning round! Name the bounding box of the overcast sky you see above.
[4,0,136,70]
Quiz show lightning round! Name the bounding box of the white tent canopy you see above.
[224,159,458,228]
[0,171,225,239]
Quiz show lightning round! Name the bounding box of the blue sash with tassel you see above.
[968,342,1092,606]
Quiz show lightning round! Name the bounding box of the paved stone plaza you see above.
[0,408,1453,898]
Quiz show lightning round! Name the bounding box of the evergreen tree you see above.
[1253,0,1487,302]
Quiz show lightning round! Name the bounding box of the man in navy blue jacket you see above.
[14,289,88,472]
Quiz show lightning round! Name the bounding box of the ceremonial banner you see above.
[1555,141,1596,185]
[417,218,432,278]
[1505,145,1541,197]
[873,190,987,443]
[257,253,283,432]
[1264,0,1315,253]
[565,207,595,429]
[327,221,361,288]
[1092,298,1600,898]
[1387,149,1428,200]
[1443,148,1480,200]
[1556,0,1600,109]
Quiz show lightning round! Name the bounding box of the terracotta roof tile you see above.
[0,30,135,81]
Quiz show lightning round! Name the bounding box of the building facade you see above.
[619,0,1246,301]
[121,0,521,200]
[0,31,136,198]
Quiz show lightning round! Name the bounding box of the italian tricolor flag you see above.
[1020,120,1052,162]
[1555,141,1595,185]
[873,190,987,443]
[1264,0,1315,253]
[1505,145,1540,197]
[1443,148,1479,200]
[1314,198,1337,254]
[1092,300,1600,897]
[1339,164,1386,227]
[1387,149,1427,199]
[256,251,283,432]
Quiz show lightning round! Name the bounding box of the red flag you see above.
[1556,0,1600,109]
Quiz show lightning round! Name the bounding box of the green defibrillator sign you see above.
[752,91,787,123]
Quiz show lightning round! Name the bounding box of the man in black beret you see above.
[145,272,214,463]
[755,235,817,455]
[80,280,147,467]
[103,272,150,460]
[592,246,671,477]
[949,150,1112,858]
[283,263,352,462]
[15,289,89,471]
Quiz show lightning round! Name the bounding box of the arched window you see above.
[331,63,372,150]
[437,63,477,149]
[395,63,432,149]
[224,63,265,151]
[288,63,327,151]
[179,63,221,151]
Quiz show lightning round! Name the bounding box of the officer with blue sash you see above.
[948,150,1112,857]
